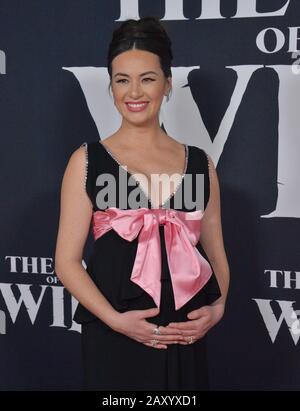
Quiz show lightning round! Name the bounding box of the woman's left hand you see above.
[165,303,225,345]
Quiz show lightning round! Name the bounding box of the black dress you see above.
[73,140,221,391]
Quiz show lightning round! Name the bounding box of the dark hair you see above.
[107,16,173,100]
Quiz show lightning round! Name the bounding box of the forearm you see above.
[209,255,230,308]
[199,218,230,310]
[55,261,119,329]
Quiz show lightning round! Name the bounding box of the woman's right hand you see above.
[111,307,185,349]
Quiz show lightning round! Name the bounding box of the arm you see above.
[54,145,119,329]
[166,153,230,338]
[199,153,230,311]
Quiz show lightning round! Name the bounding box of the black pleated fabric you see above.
[73,140,222,391]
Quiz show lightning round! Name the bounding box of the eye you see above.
[116,78,155,84]
[143,77,155,82]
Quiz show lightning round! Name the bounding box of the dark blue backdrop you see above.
[1,0,300,390]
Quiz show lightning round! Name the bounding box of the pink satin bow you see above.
[92,207,212,310]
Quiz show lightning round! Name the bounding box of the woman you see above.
[55,16,230,391]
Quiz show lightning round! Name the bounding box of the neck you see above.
[117,118,168,149]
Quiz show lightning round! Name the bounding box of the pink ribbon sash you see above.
[92,207,212,311]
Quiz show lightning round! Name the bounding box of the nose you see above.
[128,80,143,98]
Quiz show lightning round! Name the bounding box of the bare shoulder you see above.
[64,144,87,179]
[70,142,87,162]
[60,144,92,209]
[191,146,218,181]
[206,152,217,175]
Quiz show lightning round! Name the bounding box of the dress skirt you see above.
[79,226,221,391]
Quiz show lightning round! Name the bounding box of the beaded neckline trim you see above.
[98,140,189,209]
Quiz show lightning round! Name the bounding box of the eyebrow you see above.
[113,71,158,78]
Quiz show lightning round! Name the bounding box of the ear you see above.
[165,76,172,95]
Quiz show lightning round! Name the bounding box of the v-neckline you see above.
[97,139,189,209]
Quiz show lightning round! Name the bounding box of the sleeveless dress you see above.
[73,140,221,391]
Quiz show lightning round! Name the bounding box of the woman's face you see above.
[111,49,171,125]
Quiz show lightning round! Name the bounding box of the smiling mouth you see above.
[126,102,149,112]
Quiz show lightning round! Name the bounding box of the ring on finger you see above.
[150,339,159,346]
[188,336,195,344]
[153,326,161,335]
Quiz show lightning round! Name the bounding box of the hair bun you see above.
[107,16,173,80]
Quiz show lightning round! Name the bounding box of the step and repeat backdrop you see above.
[0,0,299,390]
